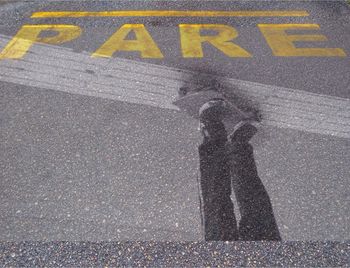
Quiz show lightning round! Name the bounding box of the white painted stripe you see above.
[0,34,349,138]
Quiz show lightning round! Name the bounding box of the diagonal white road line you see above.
[0,34,349,138]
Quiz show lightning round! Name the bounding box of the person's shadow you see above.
[176,72,281,241]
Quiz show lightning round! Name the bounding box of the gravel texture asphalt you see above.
[0,0,349,266]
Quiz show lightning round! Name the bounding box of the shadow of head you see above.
[179,68,262,122]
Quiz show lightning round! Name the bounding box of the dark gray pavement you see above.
[0,0,349,241]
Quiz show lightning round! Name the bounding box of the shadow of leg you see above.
[227,141,281,241]
[199,137,239,241]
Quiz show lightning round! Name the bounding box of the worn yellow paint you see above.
[258,24,347,57]
[31,10,309,18]
[179,24,251,58]
[92,24,163,58]
[0,25,81,59]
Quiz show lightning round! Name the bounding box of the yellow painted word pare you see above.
[0,24,346,59]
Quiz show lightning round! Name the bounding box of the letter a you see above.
[93,24,163,58]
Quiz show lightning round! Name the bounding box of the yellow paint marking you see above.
[92,24,163,58]
[31,10,309,18]
[180,24,251,58]
[258,24,347,57]
[0,25,81,59]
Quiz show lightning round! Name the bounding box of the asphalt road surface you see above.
[0,0,349,241]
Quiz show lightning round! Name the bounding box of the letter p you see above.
[0,25,81,60]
